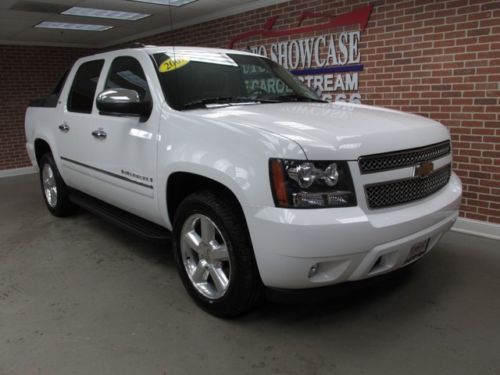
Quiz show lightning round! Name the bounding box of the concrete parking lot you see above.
[1,174,499,375]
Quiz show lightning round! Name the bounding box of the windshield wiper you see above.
[181,95,320,110]
[272,94,327,103]
[182,96,274,110]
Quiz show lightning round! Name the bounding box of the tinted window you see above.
[105,56,150,101]
[153,51,320,110]
[240,61,293,96]
[67,60,104,114]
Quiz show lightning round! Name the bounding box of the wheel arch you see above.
[166,171,247,228]
[34,138,52,167]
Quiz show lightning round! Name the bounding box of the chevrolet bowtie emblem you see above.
[414,161,434,178]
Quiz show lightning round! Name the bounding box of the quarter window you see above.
[67,60,104,114]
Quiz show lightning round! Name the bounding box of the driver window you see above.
[105,56,150,101]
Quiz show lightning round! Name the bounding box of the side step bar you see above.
[69,190,171,241]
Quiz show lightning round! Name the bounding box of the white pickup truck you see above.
[25,46,462,317]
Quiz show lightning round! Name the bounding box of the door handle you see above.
[91,129,107,140]
[58,123,70,133]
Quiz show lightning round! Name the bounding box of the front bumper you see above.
[245,172,462,289]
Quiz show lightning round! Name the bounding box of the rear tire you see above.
[39,153,75,217]
[173,190,261,318]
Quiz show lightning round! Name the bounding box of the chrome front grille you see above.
[365,165,451,209]
[358,141,450,174]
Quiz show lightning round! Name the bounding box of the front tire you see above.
[39,153,74,217]
[173,191,261,317]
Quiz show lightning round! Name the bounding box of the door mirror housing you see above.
[96,89,151,120]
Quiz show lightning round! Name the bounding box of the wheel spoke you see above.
[48,188,57,206]
[191,263,208,283]
[209,266,229,292]
[210,244,229,261]
[184,230,202,253]
[200,217,216,242]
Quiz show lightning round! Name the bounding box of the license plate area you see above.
[405,239,430,264]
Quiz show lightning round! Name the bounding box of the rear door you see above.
[57,59,105,191]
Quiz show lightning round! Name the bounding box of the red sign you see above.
[228,4,373,49]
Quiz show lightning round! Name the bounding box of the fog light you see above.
[308,264,319,278]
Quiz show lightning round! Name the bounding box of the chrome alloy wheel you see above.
[42,163,58,208]
[180,214,232,300]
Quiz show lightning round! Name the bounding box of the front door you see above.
[83,55,161,224]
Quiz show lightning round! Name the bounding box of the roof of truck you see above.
[94,44,258,58]
[140,45,257,56]
[78,44,260,64]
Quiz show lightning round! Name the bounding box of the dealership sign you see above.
[229,5,373,103]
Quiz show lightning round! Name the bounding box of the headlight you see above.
[269,159,357,208]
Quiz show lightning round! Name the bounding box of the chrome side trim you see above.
[60,156,153,189]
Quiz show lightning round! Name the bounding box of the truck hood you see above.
[186,102,450,160]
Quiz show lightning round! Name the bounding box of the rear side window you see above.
[67,60,104,114]
[104,56,150,101]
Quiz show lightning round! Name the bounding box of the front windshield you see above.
[152,50,323,110]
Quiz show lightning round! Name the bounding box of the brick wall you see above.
[137,0,500,224]
[0,0,498,223]
[0,46,90,170]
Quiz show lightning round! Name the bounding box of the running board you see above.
[69,190,171,241]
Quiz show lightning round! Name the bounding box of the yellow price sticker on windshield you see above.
[159,58,190,73]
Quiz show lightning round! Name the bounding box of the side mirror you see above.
[96,88,151,120]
